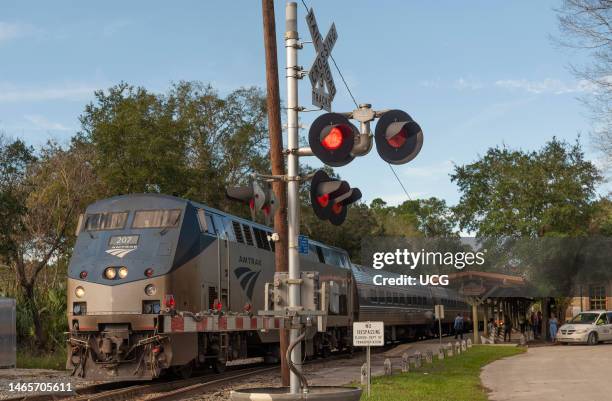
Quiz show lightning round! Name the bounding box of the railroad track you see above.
[5,366,277,401]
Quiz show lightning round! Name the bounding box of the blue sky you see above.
[0,0,607,205]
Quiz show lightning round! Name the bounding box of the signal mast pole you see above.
[261,0,290,386]
[285,2,302,394]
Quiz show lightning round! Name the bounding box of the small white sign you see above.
[435,304,445,319]
[353,321,384,346]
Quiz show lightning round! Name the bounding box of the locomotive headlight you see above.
[75,286,85,298]
[118,266,128,279]
[104,267,117,279]
[145,284,157,296]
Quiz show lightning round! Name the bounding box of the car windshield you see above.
[569,313,600,324]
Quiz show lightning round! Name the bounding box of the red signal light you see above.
[317,193,330,207]
[332,203,343,215]
[387,127,408,148]
[79,271,88,279]
[145,268,154,278]
[321,126,345,150]
[215,301,223,312]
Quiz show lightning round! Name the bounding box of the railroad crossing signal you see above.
[310,170,362,225]
[306,8,337,111]
[308,112,358,167]
[226,181,277,223]
[374,109,423,165]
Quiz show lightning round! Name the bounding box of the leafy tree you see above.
[0,135,34,259]
[0,139,98,348]
[78,81,269,212]
[451,138,602,237]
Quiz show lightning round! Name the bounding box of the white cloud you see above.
[453,77,484,91]
[0,83,99,102]
[0,22,35,43]
[24,115,72,131]
[494,78,597,94]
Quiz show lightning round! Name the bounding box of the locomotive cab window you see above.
[132,209,181,228]
[85,211,128,231]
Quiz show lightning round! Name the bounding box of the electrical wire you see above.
[388,163,412,201]
[300,0,412,203]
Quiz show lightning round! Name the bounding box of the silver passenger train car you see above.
[66,194,472,381]
[353,265,473,339]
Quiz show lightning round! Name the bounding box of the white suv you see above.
[557,311,612,345]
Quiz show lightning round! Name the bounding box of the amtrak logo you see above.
[106,235,139,258]
[105,248,136,258]
[234,267,261,300]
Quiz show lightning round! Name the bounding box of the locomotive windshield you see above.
[85,211,128,231]
[132,209,181,228]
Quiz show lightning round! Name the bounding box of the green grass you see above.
[17,347,67,370]
[359,345,525,401]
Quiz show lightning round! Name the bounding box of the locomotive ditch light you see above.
[309,113,358,167]
[145,284,157,296]
[75,286,85,298]
[374,109,423,165]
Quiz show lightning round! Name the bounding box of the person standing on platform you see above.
[504,315,513,342]
[549,313,559,343]
[454,313,464,340]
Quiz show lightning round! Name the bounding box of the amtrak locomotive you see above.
[66,194,471,381]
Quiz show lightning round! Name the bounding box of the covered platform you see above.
[448,271,535,344]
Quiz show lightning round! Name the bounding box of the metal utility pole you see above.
[261,0,290,386]
[285,2,302,394]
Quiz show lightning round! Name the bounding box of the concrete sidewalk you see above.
[481,344,612,401]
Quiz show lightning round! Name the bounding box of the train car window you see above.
[393,293,399,304]
[370,289,376,303]
[85,211,128,231]
[133,209,181,228]
[314,246,325,263]
[321,247,348,268]
[377,289,384,303]
[232,221,244,243]
[242,224,254,246]
[386,292,392,304]
[400,293,406,304]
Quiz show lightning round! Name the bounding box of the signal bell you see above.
[308,113,358,167]
[374,109,423,165]
[310,170,362,226]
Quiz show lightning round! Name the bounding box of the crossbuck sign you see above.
[306,8,337,111]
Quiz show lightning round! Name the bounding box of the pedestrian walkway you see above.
[481,343,612,401]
